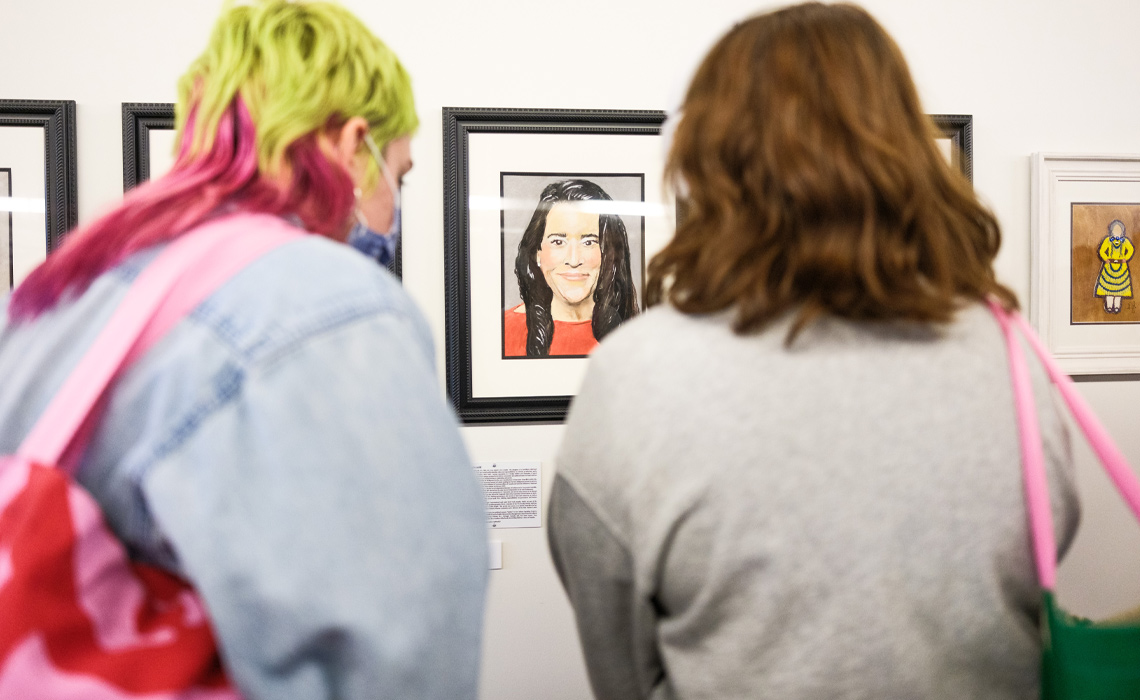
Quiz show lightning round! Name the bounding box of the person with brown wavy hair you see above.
[651,6,1016,335]
[548,4,1078,699]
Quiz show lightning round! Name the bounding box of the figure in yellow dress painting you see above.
[1095,219,1134,314]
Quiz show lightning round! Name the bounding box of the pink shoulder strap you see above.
[16,213,301,469]
[989,300,1140,589]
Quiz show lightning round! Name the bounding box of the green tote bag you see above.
[993,303,1140,699]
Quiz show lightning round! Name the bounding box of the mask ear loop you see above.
[363,132,401,211]
[353,188,368,227]
[353,132,401,228]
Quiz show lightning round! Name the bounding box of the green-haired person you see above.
[0,2,487,698]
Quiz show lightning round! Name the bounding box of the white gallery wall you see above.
[3,0,1140,697]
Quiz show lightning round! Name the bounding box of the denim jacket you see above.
[0,213,488,699]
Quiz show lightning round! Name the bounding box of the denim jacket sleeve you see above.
[141,307,488,700]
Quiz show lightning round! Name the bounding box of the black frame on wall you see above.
[122,102,176,191]
[930,113,973,183]
[442,106,667,425]
[0,99,78,254]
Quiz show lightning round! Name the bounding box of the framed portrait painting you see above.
[1031,153,1140,374]
[444,107,672,424]
[0,100,78,292]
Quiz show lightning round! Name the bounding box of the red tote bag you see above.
[0,214,299,697]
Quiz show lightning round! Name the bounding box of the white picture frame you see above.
[1031,153,1140,374]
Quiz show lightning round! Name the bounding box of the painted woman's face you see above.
[1111,222,1126,240]
[538,203,602,307]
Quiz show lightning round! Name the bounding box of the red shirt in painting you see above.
[503,304,598,357]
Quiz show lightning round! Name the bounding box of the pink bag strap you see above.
[989,300,1140,589]
[16,213,301,469]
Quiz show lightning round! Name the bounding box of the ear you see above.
[329,116,370,185]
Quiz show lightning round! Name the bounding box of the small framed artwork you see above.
[443,107,671,424]
[1031,153,1140,374]
[0,100,78,292]
[931,114,972,182]
[120,101,403,277]
[122,102,176,191]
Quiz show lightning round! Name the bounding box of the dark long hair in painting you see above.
[514,179,639,356]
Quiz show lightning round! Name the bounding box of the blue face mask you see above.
[348,134,401,267]
[348,204,400,266]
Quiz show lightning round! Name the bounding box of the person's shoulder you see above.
[503,304,528,357]
[187,218,423,361]
[230,233,407,314]
[503,304,527,333]
[589,304,745,366]
[600,303,719,340]
[258,232,401,298]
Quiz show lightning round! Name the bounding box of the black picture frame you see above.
[122,102,175,191]
[443,107,667,425]
[120,101,403,278]
[0,100,78,263]
[930,114,973,183]
[1,168,10,291]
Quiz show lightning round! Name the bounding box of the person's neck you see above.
[550,297,595,322]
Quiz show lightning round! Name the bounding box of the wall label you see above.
[473,461,541,528]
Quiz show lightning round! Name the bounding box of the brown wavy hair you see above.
[647,2,1016,340]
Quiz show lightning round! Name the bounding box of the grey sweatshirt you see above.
[548,303,1079,700]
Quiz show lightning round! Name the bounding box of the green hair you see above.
[176,0,418,177]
